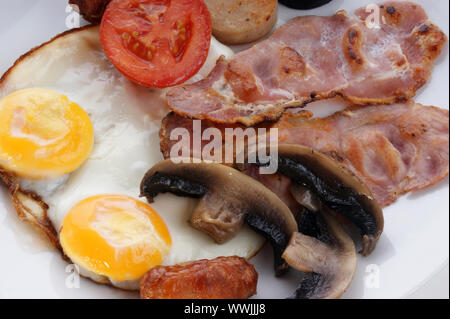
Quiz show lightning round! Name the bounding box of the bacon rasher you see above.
[160,102,449,207]
[166,1,447,126]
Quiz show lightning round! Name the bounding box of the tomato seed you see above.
[176,20,184,29]
[172,44,179,55]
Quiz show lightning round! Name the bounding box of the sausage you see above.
[140,256,258,299]
[204,0,278,45]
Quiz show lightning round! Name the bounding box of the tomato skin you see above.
[100,0,212,88]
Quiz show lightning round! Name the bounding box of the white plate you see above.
[0,0,448,299]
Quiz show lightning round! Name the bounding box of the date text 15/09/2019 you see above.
[184,303,266,317]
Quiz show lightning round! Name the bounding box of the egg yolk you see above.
[0,88,94,179]
[60,195,172,282]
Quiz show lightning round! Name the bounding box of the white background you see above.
[0,0,448,299]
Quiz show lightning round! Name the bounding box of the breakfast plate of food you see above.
[0,0,448,299]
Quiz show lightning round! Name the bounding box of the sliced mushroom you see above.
[140,159,298,274]
[241,144,384,256]
[282,209,357,299]
[289,183,320,212]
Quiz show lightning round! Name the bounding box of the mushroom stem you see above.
[282,209,357,299]
[289,183,320,212]
[140,160,299,274]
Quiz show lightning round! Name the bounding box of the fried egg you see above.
[0,26,264,290]
[0,88,94,179]
[60,194,172,286]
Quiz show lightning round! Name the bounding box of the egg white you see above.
[0,26,265,289]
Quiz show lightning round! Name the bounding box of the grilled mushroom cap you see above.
[282,209,357,299]
[241,144,384,256]
[140,159,298,274]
